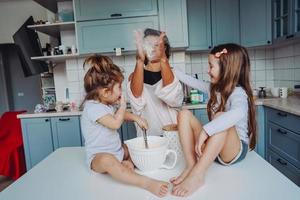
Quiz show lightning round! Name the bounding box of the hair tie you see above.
[215,48,228,58]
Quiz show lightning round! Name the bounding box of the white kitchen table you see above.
[0,147,299,200]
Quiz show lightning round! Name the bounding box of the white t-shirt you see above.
[80,100,124,167]
[174,69,249,144]
[127,75,184,137]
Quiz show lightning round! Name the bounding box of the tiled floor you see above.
[0,176,13,192]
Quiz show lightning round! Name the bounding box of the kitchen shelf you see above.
[27,21,75,38]
[31,53,79,62]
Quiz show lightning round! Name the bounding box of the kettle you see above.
[258,87,266,98]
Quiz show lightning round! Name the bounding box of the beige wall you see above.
[0,0,49,45]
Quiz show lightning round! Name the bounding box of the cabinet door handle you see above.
[277,158,287,166]
[45,119,49,122]
[277,128,287,134]
[59,118,70,121]
[113,47,125,51]
[277,112,287,117]
[110,13,122,17]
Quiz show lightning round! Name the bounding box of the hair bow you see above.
[215,48,228,58]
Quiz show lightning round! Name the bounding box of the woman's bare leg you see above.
[92,153,169,197]
[170,110,202,185]
[172,114,241,197]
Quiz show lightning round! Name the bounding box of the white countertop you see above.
[17,96,300,119]
[1,147,299,200]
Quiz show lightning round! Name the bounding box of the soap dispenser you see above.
[258,87,266,98]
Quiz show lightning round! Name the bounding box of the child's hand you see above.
[134,30,145,62]
[119,95,127,109]
[195,130,209,157]
[136,117,148,130]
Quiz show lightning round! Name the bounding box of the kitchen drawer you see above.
[267,150,300,187]
[77,16,159,54]
[266,107,300,135]
[267,122,300,169]
[74,0,158,21]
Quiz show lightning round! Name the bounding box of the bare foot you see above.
[144,179,170,198]
[170,165,193,185]
[172,173,204,197]
[121,160,134,171]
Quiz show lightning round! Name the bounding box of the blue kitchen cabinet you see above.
[74,0,158,21]
[265,107,300,186]
[121,121,137,141]
[272,0,300,41]
[240,0,272,47]
[255,106,266,159]
[193,108,209,125]
[186,0,212,51]
[158,0,189,48]
[295,0,300,36]
[21,116,83,170]
[77,16,159,54]
[21,118,54,170]
[211,0,240,45]
[267,149,300,186]
[51,117,82,149]
[187,0,239,51]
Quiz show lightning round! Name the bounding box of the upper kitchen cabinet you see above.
[187,0,239,51]
[186,0,212,50]
[77,16,159,54]
[211,0,240,45]
[158,0,189,48]
[75,0,189,53]
[294,0,300,37]
[272,0,300,41]
[240,0,272,47]
[74,0,158,21]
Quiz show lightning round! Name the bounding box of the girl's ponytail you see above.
[80,55,124,109]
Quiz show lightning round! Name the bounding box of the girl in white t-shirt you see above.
[80,55,169,197]
[171,43,257,197]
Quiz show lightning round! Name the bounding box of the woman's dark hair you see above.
[143,28,171,65]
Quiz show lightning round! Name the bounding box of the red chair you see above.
[0,111,27,180]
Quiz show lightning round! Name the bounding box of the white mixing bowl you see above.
[125,136,177,172]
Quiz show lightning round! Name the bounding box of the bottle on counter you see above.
[190,89,200,104]
[190,74,204,104]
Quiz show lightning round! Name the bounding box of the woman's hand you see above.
[134,30,146,62]
[135,116,148,130]
[195,129,209,157]
[157,32,168,62]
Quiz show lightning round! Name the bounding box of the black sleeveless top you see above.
[144,69,162,85]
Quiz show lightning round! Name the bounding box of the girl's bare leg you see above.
[91,153,169,197]
[121,144,134,170]
[170,110,202,185]
[172,125,241,197]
